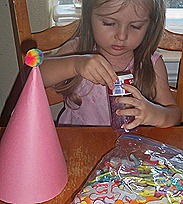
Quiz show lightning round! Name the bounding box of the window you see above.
[58,0,82,6]
[166,0,183,33]
[167,0,183,8]
[53,0,81,26]
[159,0,182,87]
[58,0,73,4]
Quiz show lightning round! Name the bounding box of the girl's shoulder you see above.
[151,51,162,65]
[55,37,80,56]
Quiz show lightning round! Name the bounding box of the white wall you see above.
[0,0,19,115]
[26,0,51,33]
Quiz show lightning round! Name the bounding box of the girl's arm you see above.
[40,38,79,87]
[40,39,118,89]
[115,57,181,129]
[151,56,182,126]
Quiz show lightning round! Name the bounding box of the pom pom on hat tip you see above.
[25,48,44,67]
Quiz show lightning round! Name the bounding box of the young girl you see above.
[40,0,181,130]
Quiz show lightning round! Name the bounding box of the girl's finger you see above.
[94,64,117,88]
[100,60,119,82]
[116,107,140,117]
[96,68,115,88]
[122,117,141,131]
[121,84,142,99]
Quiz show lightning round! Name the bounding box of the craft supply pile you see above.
[73,135,183,204]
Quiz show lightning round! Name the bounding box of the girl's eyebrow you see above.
[130,19,149,23]
[96,14,149,24]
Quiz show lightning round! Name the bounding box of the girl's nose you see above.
[114,27,128,41]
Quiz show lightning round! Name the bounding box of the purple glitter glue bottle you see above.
[108,70,134,132]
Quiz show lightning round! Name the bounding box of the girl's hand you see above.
[115,84,159,130]
[74,54,118,90]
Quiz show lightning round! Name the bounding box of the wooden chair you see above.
[158,29,183,121]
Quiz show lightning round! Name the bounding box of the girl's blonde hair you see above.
[54,0,166,107]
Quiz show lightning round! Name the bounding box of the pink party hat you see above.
[0,49,68,204]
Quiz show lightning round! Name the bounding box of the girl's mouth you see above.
[111,45,126,51]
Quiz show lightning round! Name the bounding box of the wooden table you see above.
[0,126,182,204]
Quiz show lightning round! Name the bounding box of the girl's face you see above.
[91,0,149,60]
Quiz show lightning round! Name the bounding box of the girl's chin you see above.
[103,48,128,55]
[105,51,126,57]
[99,47,130,57]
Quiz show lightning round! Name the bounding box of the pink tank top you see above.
[58,51,161,126]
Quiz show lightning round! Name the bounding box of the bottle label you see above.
[108,73,134,96]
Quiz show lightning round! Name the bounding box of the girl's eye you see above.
[131,25,142,30]
[102,21,116,26]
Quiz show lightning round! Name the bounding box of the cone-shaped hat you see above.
[0,49,67,204]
